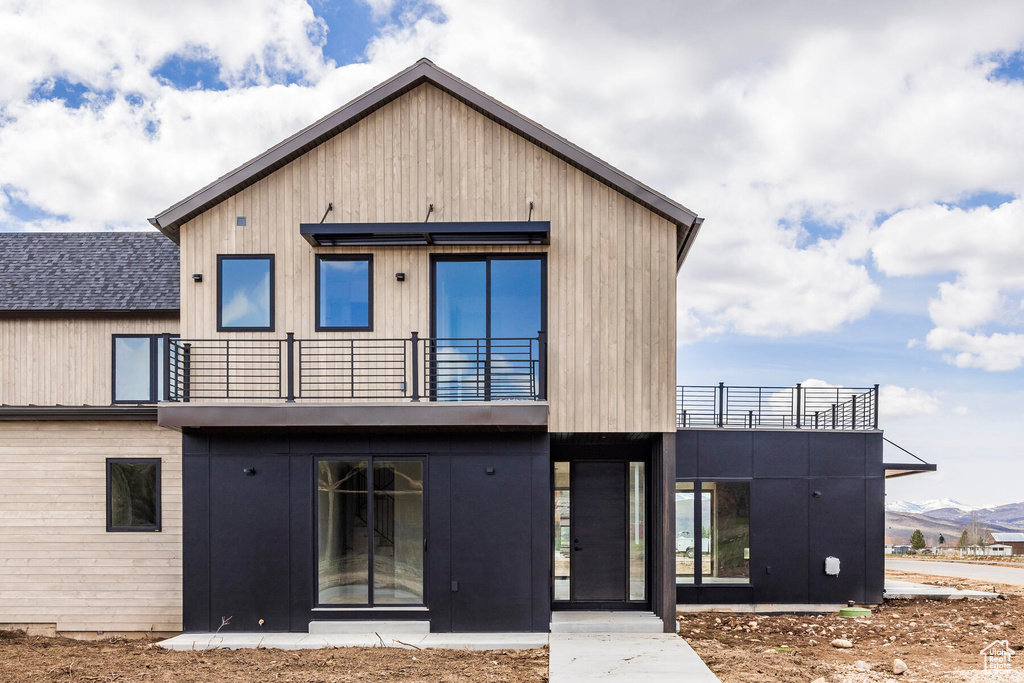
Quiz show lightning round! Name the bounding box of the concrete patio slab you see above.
[549,633,719,682]
[159,632,548,651]
[884,579,1000,600]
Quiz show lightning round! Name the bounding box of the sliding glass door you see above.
[431,255,544,400]
[316,458,425,606]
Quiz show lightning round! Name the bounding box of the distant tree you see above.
[966,511,991,546]
[958,529,970,549]
[910,529,926,550]
[939,534,946,546]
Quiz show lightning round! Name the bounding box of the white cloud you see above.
[5,0,1024,353]
[879,385,941,419]
[873,200,1024,370]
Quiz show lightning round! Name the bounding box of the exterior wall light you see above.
[396,272,406,281]
[192,274,203,282]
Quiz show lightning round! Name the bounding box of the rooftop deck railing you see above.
[163,332,547,403]
[677,383,880,430]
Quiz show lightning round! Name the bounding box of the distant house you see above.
[987,533,1024,556]
[963,544,1012,557]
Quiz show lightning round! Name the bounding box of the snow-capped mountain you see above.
[885,498,987,514]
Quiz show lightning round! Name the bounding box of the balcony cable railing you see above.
[163,331,547,403]
[677,383,880,430]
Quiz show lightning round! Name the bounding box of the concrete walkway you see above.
[549,633,719,682]
[161,630,721,681]
[887,558,1024,586]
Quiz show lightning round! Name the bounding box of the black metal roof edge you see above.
[0,309,180,317]
[883,462,938,479]
[0,406,159,421]
[150,58,702,243]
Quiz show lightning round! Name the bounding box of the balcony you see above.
[677,383,880,431]
[157,334,548,429]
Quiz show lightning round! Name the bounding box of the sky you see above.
[2,0,1023,506]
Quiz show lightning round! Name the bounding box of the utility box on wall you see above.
[824,556,841,576]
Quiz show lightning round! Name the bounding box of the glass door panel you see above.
[434,261,487,399]
[372,461,425,604]
[553,462,571,600]
[490,259,542,399]
[317,460,370,604]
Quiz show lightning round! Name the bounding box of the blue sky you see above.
[3,1,1024,506]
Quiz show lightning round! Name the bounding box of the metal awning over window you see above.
[300,221,550,247]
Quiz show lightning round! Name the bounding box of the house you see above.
[988,533,1024,556]
[0,59,935,637]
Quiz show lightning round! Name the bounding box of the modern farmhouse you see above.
[0,59,934,637]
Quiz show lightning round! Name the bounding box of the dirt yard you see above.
[682,571,1024,682]
[0,631,548,683]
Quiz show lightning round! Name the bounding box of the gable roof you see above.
[149,59,704,265]
[991,532,1024,543]
[0,231,179,313]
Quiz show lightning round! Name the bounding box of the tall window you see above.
[112,334,175,403]
[317,458,425,606]
[107,459,160,532]
[316,255,372,330]
[218,255,274,331]
[431,255,545,400]
[676,481,750,585]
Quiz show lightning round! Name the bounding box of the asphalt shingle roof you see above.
[0,231,179,312]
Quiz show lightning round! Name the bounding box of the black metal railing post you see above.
[851,393,858,430]
[717,382,725,428]
[182,343,191,403]
[161,333,171,402]
[873,384,880,429]
[286,333,295,402]
[410,332,420,402]
[795,382,802,429]
[538,330,548,401]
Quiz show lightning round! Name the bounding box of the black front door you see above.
[572,461,628,601]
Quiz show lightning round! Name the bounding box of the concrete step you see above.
[308,620,430,635]
[550,611,664,633]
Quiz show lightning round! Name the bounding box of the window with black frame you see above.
[112,334,178,403]
[316,255,372,330]
[218,255,274,331]
[675,481,750,585]
[431,255,544,400]
[316,458,425,606]
[107,459,160,532]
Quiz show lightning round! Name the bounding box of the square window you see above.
[107,459,161,532]
[317,255,372,330]
[112,334,178,403]
[218,255,274,331]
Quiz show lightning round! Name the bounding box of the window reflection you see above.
[703,482,751,583]
[220,257,272,329]
[432,257,543,400]
[319,257,371,329]
[317,459,425,606]
[114,336,153,402]
[553,462,571,600]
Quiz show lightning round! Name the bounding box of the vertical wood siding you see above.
[0,317,179,407]
[0,421,182,632]
[179,83,677,432]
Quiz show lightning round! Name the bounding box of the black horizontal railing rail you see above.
[677,383,880,430]
[164,332,547,403]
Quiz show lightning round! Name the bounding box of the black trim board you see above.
[302,222,551,247]
[0,406,159,421]
[150,59,701,250]
[883,462,938,479]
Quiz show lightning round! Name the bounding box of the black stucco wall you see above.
[676,429,884,605]
[182,430,551,633]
